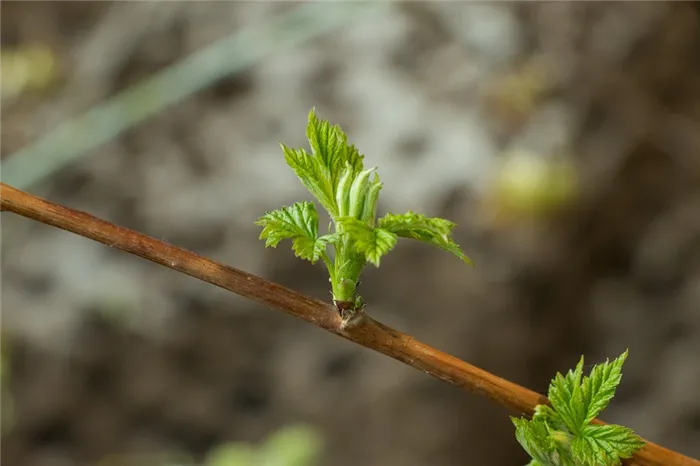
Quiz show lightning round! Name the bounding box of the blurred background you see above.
[2,2,700,465]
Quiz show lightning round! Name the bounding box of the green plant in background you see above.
[511,350,645,466]
[1,335,14,434]
[96,424,321,466]
[1,44,60,101]
[493,150,579,219]
[205,424,322,466]
[97,452,194,466]
[255,109,474,322]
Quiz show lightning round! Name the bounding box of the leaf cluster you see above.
[255,109,473,304]
[511,350,645,466]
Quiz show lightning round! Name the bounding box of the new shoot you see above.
[256,109,473,325]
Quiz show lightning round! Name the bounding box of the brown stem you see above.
[1,182,697,466]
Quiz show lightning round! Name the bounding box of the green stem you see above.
[331,245,364,303]
[327,218,365,311]
[321,251,334,282]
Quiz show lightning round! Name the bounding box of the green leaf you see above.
[533,404,571,437]
[549,351,629,436]
[306,108,364,191]
[547,356,586,435]
[571,424,645,466]
[292,234,338,263]
[515,352,642,466]
[377,211,474,266]
[335,165,382,222]
[255,202,333,263]
[281,110,366,219]
[361,172,382,225]
[511,417,556,466]
[347,167,377,219]
[578,350,628,425]
[335,162,355,217]
[282,145,338,217]
[337,217,397,267]
[255,201,318,248]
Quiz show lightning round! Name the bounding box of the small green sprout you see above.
[511,350,646,466]
[256,109,473,321]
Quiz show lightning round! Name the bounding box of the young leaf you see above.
[572,424,645,466]
[292,234,338,263]
[335,164,382,222]
[578,350,628,425]
[282,110,366,218]
[517,351,644,466]
[533,404,559,424]
[533,404,571,437]
[335,162,355,217]
[547,356,586,435]
[347,167,377,219]
[255,202,332,263]
[337,217,397,267]
[377,211,474,266]
[259,108,476,316]
[511,417,556,466]
[360,172,382,225]
[306,108,364,200]
[282,145,338,217]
